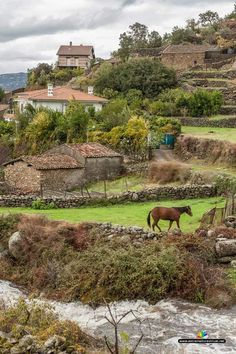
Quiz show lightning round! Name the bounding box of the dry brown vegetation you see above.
[0,214,235,308]
[148,160,191,184]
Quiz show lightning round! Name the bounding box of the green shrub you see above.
[31,199,57,210]
[151,117,181,136]
[187,89,223,117]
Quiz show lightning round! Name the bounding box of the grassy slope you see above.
[182,126,236,143]
[0,197,225,233]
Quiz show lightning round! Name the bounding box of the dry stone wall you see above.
[176,135,236,166]
[179,117,236,128]
[0,184,217,208]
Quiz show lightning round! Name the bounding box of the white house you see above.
[15,85,107,113]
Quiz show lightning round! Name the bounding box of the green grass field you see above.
[0,197,225,233]
[86,175,147,195]
[182,126,236,143]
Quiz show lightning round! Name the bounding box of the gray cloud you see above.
[0,0,234,73]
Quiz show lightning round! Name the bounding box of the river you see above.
[0,280,236,354]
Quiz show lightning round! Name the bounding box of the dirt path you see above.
[152,149,175,161]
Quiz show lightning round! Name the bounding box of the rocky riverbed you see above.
[0,280,236,354]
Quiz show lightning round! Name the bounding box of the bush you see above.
[94,58,177,98]
[95,98,130,131]
[31,199,57,210]
[151,117,181,136]
[148,160,191,184]
[187,89,224,117]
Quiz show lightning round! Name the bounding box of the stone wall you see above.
[85,157,123,181]
[182,70,236,80]
[0,184,217,208]
[161,52,205,71]
[176,135,236,165]
[179,117,236,128]
[41,168,85,191]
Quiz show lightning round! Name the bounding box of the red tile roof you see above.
[57,45,94,56]
[16,86,107,103]
[4,154,83,170]
[65,143,122,158]
[0,104,9,111]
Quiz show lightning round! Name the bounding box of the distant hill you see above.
[0,72,27,91]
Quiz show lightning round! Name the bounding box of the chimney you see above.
[48,84,53,97]
[88,86,94,95]
[70,41,72,46]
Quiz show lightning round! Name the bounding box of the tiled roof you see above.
[66,142,122,158]
[3,113,16,121]
[57,45,94,56]
[4,154,83,170]
[16,86,107,103]
[0,104,9,111]
[162,44,216,54]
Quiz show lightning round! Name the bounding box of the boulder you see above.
[231,260,236,268]
[215,239,236,258]
[8,232,24,260]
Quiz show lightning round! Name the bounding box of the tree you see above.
[94,58,177,98]
[96,98,130,131]
[27,63,53,87]
[0,87,5,102]
[199,10,220,27]
[170,26,201,44]
[65,101,89,142]
[23,109,66,154]
[114,22,163,60]
[148,30,162,47]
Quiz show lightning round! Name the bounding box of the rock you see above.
[231,260,236,268]
[170,228,181,236]
[131,193,139,201]
[44,335,66,349]
[18,335,35,348]
[120,235,131,243]
[107,235,114,240]
[207,229,215,237]
[215,239,236,258]
[8,232,24,260]
[0,250,8,260]
[217,256,234,264]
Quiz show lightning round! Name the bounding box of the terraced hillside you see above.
[182,69,236,115]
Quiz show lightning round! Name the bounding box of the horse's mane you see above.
[173,206,188,213]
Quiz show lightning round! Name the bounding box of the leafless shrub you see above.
[148,160,191,184]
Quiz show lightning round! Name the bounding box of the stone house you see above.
[3,143,123,194]
[161,44,215,71]
[15,85,107,114]
[48,142,124,182]
[57,42,95,70]
[3,154,84,194]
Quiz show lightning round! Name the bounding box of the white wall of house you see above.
[16,98,104,113]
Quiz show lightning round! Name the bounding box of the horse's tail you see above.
[147,210,152,228]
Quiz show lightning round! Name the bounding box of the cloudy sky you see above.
[0,0,234,73]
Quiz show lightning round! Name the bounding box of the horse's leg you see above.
[152,221,155,231]
[176,218,181,230]
[168,220,173,231]
[156,221,162,232]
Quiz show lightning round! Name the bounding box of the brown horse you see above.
[147,206,193,232]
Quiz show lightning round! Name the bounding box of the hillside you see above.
[0,72,27,91]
